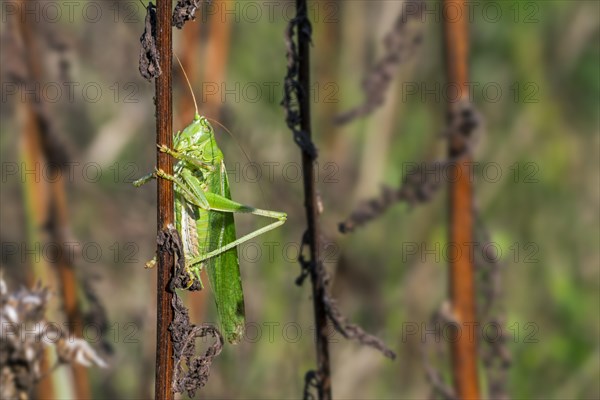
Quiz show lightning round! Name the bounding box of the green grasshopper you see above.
[134,59,287,344]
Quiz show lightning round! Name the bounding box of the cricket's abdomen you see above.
[175,194,203,260]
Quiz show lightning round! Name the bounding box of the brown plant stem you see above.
[154,1,175,399]
[295,0,332,398]
[443,0,480,398]
[48,177,91,399]
[19,98,56,400]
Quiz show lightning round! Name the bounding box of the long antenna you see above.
[174,54,198,116]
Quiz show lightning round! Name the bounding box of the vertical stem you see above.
[19,99,56,400]
[154,1,174,399]
[443,0,480,399]
[296,0,332,398]
[49,177,90,399]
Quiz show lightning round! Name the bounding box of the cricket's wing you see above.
[204,160,245,344]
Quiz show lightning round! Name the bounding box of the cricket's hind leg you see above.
[185,259,204,290]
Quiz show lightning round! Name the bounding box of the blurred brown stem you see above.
[15,0,90,398]
[19,98,56,400]
[443,0,480,398]
[154,1,175,400]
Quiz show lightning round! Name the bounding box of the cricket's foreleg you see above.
[134,172,158,270]
[133,172,156,187]
[155,168,210,209]
[158,144,215,171]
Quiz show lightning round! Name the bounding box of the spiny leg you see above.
[188,192,287,266]
[157,144,215,171]
[133,171,210,282]
[154,169,217,285]
[133,172,155,187]
[189,218,286,267]
[155,168,210,210]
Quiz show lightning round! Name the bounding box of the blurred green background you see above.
[1,0,598,399]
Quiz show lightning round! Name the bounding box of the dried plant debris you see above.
[172,0,208,29]
[474,214,504,319]
[295,230,313,286]
[159,224,202,292]
[444,101,481,158]
[42,193,112,357]
[282,1,318,160]
[480,316,511,400]
[296,233,396,359]
[0,278,106,400]
[170,295,223,397]
[55,338,107,368]
[81,274,113,355]
[139,3,161,81]
[30,101,72,170]
[335,0,425,125]
[474,215,511,400]
[422,303,458,400]
[162,224,221,395]
[302,370,320,400]
[339,102,481,233]
[417,111,507,398]
[323,295,396,359]
[423,261,510,400]
[46,31,75,83]
[339,161,447,233]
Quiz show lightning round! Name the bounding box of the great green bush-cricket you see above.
[134,58,287,343]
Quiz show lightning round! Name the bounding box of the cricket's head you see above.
[175,114,215,148]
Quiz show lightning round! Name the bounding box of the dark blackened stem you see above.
[154,1,175,399]
[296,0,332,398]
[443,0,480,398]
